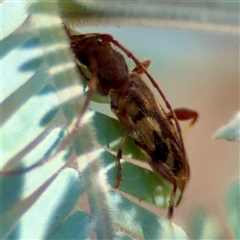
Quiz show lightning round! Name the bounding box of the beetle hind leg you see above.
[167,108,198,137]
[151,160,179,219]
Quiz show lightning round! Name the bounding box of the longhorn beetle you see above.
[1,28,198,219]
[69,30,198,219]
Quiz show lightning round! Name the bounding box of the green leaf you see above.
[48,211,93,240]
[103,151,173,209]
[1,1,28,40]
[116,232,134,240]
[92,112,143,160]
[212,112,240,142]
[225,180,240,239]
[61,1,239,35]
[4,169,82,240]
[187,207,221,239]
[110,191,189,239]
[1,2,115,239]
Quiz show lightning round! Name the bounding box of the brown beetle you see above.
[69,32,198,218]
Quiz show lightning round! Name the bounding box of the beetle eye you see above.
[78,53,89,67]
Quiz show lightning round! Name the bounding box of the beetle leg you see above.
[150,160,178,219]
[110,102,132,188]
[132,60,151,74]
[167,108,198,137]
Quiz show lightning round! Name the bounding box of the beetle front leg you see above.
[111,103,132,188]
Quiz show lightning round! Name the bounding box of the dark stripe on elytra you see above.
[125,91,148,123]
[131,110,145,123]
[152,131,169,163]
[126,90,156,123]
[171,142,183,174]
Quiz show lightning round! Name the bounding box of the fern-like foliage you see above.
[1,1,239,239]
